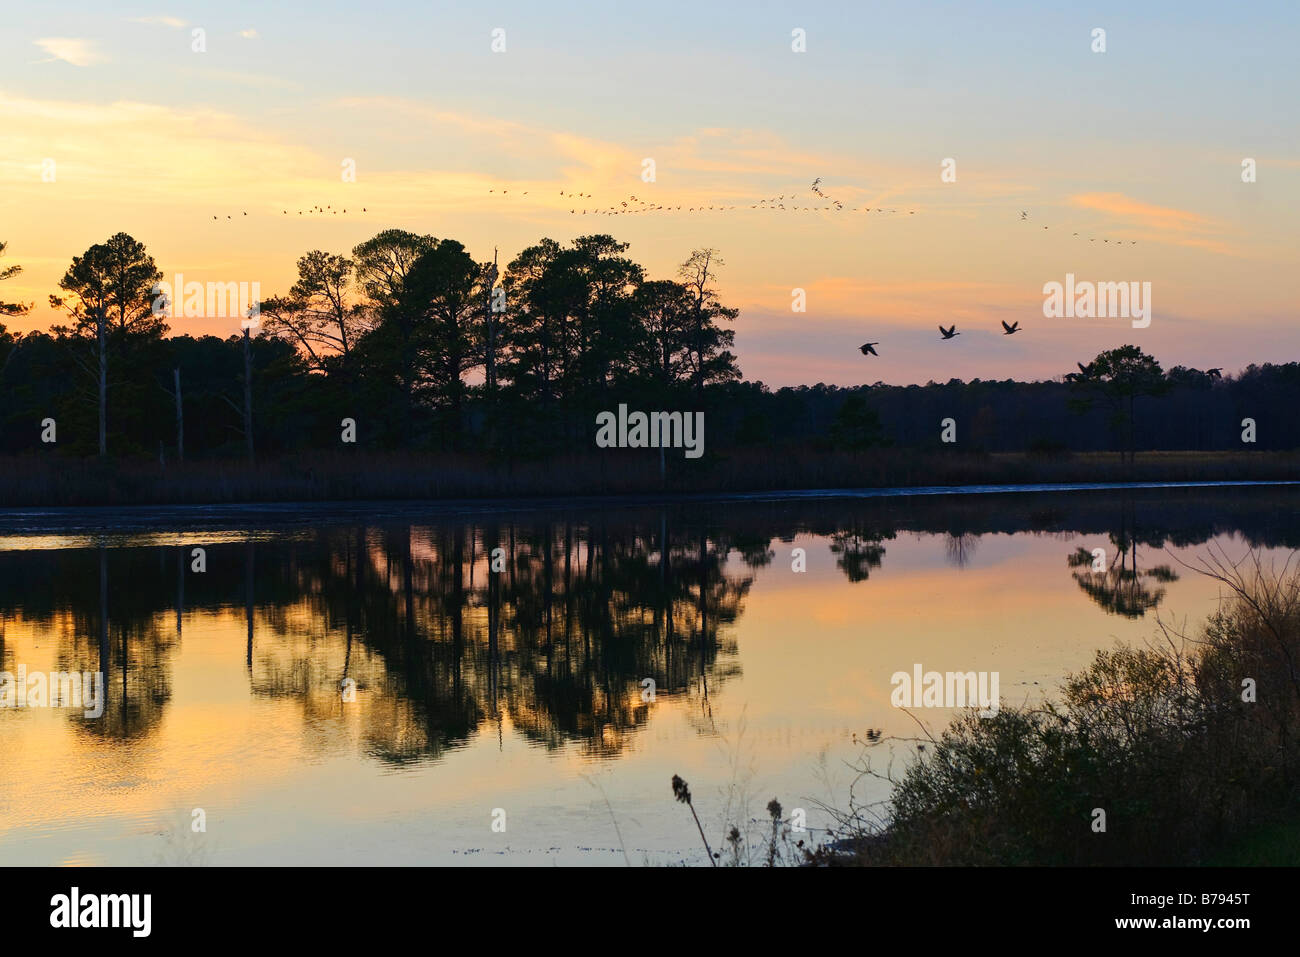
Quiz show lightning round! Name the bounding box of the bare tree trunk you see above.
[97,310,107,457]
[245,537,254,673]
[173,367,184,463]
[242,328,254,462]
[692,251,713,399]
[176,544,184,639]
[99,544,109,686]
[484,248,498,396]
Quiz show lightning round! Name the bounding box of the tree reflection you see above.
[56,544,176,739]
[944,533,979,569]
[1067,500,1179,617]
[233,514,752,762]
[4,487,1298,760]
[829,522,893,582]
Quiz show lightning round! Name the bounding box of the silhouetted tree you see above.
[1,241,42,445]
[830,393,887,450]
[259,250,367,374]
[503,238,564,409]
[1067,345,1168,466]
[405,238,483,444]
[49,233,165,456]
[630,279,695,389]
[351,229,437,442]
[677,248,740,394]
[0,241,29,319]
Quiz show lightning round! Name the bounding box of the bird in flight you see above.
[1001,320,1020,335]
[1206,367,1222,379]
[860,342,879,356]
[939,324,960,340]
[1020,211,1028,221]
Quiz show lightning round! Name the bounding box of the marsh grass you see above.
[1,448,1296,508]
[819,545,1300,866]
[672,710,828,866]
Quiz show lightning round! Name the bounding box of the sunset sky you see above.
[1,1,1296,386]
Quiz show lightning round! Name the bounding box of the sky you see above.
[1,0,1296,387]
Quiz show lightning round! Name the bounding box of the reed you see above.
[1,448,1296,508]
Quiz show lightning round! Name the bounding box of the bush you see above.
[830,546,1300,865]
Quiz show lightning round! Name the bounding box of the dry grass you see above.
[1,448,1297,508]
[820,545,1300,866]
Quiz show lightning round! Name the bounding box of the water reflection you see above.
[2,486,1298,769]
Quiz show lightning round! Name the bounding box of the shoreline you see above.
[1,477,1297,534]
[1,448,1298,512]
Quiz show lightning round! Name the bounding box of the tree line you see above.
[0,232,739,460]
[2,233,1296,462]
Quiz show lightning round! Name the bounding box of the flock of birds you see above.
[210,205,369,220]
[204,178,1141,362]
[859,320,1020,357]
[851,208,1141,358]
[481,180,1142,246]
[204,179,1140,245]
[486,177,917,217]
[200,177,1143,258]
[1021,210,1138,244]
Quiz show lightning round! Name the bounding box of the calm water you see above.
[2,485,1298,866]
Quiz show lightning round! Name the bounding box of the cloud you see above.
[737,277,1030,321]
[0,91,321,196]
[1068,191,1232,255]
[1070,192,1210,231]
[331,97,942,210]
[33,38,105,67]
[128,16,187,28]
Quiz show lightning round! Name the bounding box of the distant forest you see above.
[1,232,1297,462]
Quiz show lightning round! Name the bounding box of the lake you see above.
[2,483,1297,865]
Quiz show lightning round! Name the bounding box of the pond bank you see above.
[1,448,1297,510]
